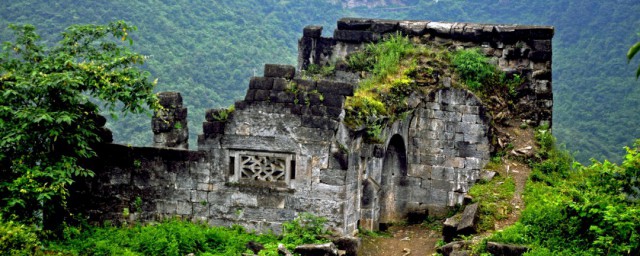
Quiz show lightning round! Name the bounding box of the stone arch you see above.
[378,134,408,227]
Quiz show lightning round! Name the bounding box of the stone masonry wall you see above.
[71,17,553,235]
[299,17,553,126]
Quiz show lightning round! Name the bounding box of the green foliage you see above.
[452,48,495,91]
[211,105,235,122]
[304,63,335,79]
[452,48,521,97]
[489,133,640,255]
[280,212,330,251]
[44,214,331,256]
[344,34,418,140]
[0,22,158,224]
[0,215,40,256]
[468,175,516,231]
[347,33,415,80]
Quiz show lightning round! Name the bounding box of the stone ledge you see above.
[264,64,295,79]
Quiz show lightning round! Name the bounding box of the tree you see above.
[0,21,158,226]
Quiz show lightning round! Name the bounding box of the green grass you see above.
[486,131,640,255]
[0,213,330,256]
[468,175,516,231]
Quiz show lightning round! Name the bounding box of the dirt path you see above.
[493,123,535,230]
[360,225,440,256]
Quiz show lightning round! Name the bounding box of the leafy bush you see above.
[452,48,495,91]
[280,213,330,251]
[45,213,332,256]
[452,48,521,97]
[489,133,640,255]
[0,216,40,256]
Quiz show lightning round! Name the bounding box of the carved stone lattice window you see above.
[229,150,294,185]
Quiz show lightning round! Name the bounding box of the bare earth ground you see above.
[360,123,535,255]
[360,225,441,256]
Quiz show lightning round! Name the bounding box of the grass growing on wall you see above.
[340,34,524,142]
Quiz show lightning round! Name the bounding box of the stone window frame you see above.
[228,150,295,186]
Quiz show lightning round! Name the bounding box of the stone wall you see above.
[299,17,553,126]
[71,17,553,235]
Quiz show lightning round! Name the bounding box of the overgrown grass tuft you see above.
[468,175,516,231]
[44,213,330,256]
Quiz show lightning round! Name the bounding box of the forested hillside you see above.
[2,0,639,163]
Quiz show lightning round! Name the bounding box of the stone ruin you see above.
[70,17,553,236]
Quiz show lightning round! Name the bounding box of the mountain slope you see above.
[2,0,639,163]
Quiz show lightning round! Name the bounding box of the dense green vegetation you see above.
[0,22,158,227]
[488,129,640,255]
[1,0,638,163]
[1,213,329,255]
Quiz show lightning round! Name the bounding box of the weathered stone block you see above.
[456,203,479,235]
[272,78,289,91]
[529,50,552,62]
[244,89,256,102]
[294,243,338,256]
[276,91,295,104]
[442,216,459,242]
[254,90,271,101]
[316,80,354,96]
[157,91,183,108]
[334,29,380,43]
[264,64,295,79]
[326,107,343,119]
[293,79,317,91]
[177,201,192,215]
[337,17,373,30]
[257,195,286,208]
[303,25,323,38]
[486,242,529,256]
[249,77,274,90]
[320,168,347,186]
[322,94,345,108]
[399,21,428,36]
[310,105,327,116]
[202,121,225,135]
[370,20,398,33]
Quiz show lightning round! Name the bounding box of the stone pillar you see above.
[297,25,323,71]
[152,92,188,149]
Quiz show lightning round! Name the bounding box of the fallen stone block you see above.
[486,242,529,256]
[293,242,338,256]
[438,241,471,256]
[456,203,479,235]
[442,216,459,242]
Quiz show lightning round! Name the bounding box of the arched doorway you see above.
[379,134,408,228]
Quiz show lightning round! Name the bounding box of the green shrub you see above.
[488,134,640,255]
[452,48,495,91]
[0,216,40,256]
[46,214,334,256]
[280,213,330,251]
[452,48,522,97]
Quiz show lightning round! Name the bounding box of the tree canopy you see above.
[0,21,158,224]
